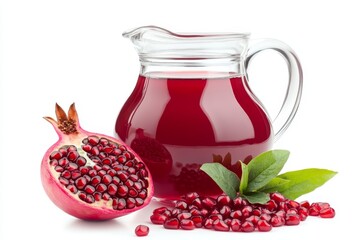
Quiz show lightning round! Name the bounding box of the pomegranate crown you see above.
[44,103,79,135]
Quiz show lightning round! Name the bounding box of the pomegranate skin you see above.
[41,103,154,221]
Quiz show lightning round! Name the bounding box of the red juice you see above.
[115,74,273,200]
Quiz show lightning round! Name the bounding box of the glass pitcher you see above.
[115,26,302,200]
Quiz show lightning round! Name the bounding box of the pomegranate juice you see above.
[116,74,273,200]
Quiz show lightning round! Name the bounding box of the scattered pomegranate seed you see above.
[213,219,230,231]
[257,219,272,232]
[319,207,336,218]
[149,192,335,233]
[180,219,195,230]
[164,218,180,229]
[150,214,167,224]
[135,225,149,237]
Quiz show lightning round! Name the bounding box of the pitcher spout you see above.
[122,25,175,40]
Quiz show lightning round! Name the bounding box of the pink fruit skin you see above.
[41,104,154,221]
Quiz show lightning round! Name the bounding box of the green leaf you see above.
[200,163,240,199]
[276,168,337,200]
[247,150,290,192]
[239,161,249,195]
[242,192,270,204]
[259,177,290,193]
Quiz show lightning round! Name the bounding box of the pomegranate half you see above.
[41,103,154,220]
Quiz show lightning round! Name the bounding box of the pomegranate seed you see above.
[126,188,137,198]
[298,207,309,221]
[98,169,106,177]
[287,208,298,215]
[233,197,243,209]
[202,197,216,209]
[67,184,78,193]
[241,221,255,232]
[271,192,286,202]
[96,183,107,193]
[230,209,242,219]
[102,192,111,200]
[189,208,202,216]
[246,215,260,226]
[78,191,86,201]
[164,218,180,229]
[135,225,149,237]
[300,200,310,209]
[76,156,87,166]
[270,215,285,227]
[309,207,320,216]
[93,164,102,171]
[252,208,261,216]
[285,214,300,225]
[213,219,230,231]
[180,219,195,230]
[101,174,112,185]
[84,185,95,194]
[217,194,232,207]
[203,219,213,229]
[99,138,109,146]
[66,162,78,171]
[117,198,126,210]
[58,147,68,157]
[191,215,203,228]
[112,198,119,209]
[219,205,231,218]
[67,151,79,161]
[287,200,300,209]
[135,198,144,206]
[265,199,277,211]
[200,208,209,217]
[153,206,168,215]
[185,192,200,204]
[177,212,192,220]
[58,158,69,167]
[191,198,202,209]
[275,209,286,218]
[59,177,69,185]
[93,192,102,201]
[175,200,188,210]
[138,189,147,199]
[85,194,95,203]
[241,205,253,218]
[313,202,331,211]
[209,213,222,221]
[133,181,143,191]
[258,219,272,232]
[107,183,118,196]
[125,179,134,188]
[61,170,71,179]
[88,136,99,146]
[127,198,136,209]
[75,177,87,189]
[50,151,62,160]
[319,207,335,218]
[91,176,101,186]
[230,219,241,232]
[150,214,168,224]
[171,208,182,217]
[82,144,92,152]
[260,213,271,222]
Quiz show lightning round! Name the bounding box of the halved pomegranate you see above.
[41,103,154,220]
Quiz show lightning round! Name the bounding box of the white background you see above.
[1,0,359,239]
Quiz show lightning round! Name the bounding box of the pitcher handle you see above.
[245,39,303,142]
